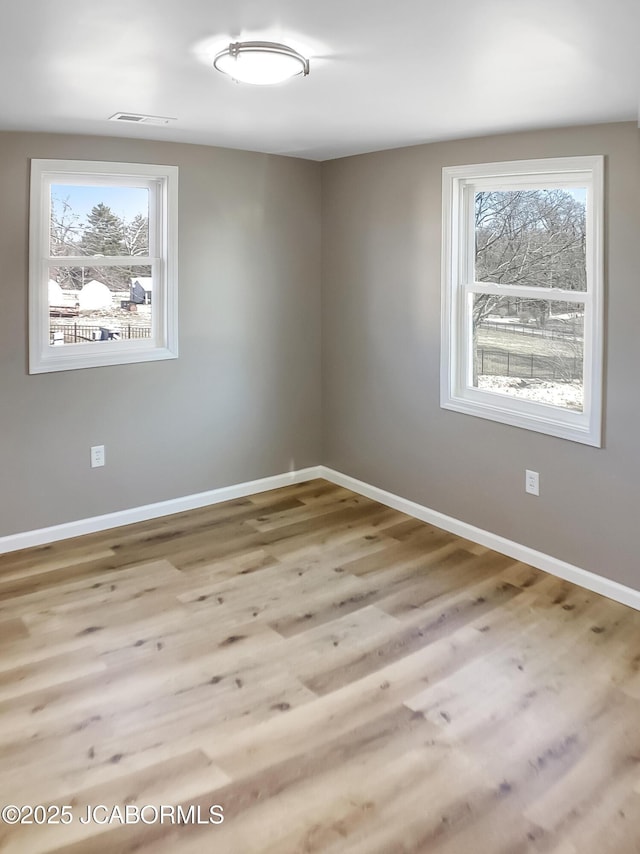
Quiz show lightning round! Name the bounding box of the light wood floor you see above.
[0,479,639,853]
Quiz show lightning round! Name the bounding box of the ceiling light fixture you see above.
[214,41,310,85]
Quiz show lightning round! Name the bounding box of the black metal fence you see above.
[477,348,582,381]
[50,323,152,344]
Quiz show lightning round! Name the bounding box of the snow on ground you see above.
[51,305,152,329]
[477,376,583,411]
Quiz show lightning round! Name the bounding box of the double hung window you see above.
[441,156,603,446]
[29,159,178,373]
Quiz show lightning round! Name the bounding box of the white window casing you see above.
[29,159,178,374]
[441,155,604,447]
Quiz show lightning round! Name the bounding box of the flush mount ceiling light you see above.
[214,41,310,85]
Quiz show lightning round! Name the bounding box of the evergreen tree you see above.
[81,203,126,256]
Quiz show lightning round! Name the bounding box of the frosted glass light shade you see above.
[214,42,310,85]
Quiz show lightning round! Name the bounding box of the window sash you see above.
[46,173,159,258]
[463,282,588,301]
[42,258,162,349]
[458,291,591,418]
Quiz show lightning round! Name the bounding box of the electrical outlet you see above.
[91,445,105,468]
[525,469,539,496]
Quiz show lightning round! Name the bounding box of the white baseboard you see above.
[3,462,638,614]
[0,466,323,556]
[319,466,640,613]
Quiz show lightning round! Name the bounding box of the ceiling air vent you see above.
[109,113,176,126]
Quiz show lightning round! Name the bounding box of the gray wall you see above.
[3,123,639,592]
[0,132,322,536]
[322,122,640,588]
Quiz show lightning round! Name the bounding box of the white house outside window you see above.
[29,159,178,374]
[441,155,604,446]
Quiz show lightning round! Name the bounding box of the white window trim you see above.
[441,155,604,447]
[29,159,178,374]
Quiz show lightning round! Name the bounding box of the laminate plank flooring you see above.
[0,479,638,853]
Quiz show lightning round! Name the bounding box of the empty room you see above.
[1,0,639,851]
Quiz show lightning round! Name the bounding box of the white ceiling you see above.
[1,0,638,161]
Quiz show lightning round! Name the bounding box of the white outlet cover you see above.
[525,469,539,496]
[91,445,105,468]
